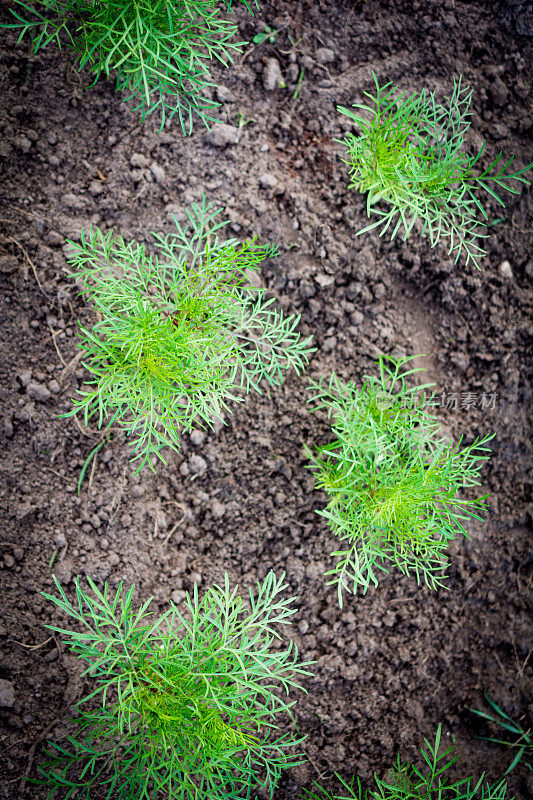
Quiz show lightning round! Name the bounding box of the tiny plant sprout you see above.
[65,198,313,471]
[36,572,312,799]
[300,725,509,800]
[306,355,493,605]
[2,1,258,132]
[338,73,531,268]
[253,25,280,45]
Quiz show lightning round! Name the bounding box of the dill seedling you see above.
[66,198,313,471]
[300,725,510,799]
[306,355,493,604]
[338,73,531,268]
[3,1,258,132]
[36,571,312,800]
[469,691,532,775]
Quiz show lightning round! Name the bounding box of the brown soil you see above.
[0,0,531,798]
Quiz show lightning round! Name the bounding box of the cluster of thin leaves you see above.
[300,725,509,800]
[469,692,532,775]
[36,571,311,799]
[66,197,313,471]
[307,355,493,604]
[338,73,531,267]
[3,0,257,131]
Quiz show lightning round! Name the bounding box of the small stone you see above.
[263,58,283,91]
[4,416,14,438]
[211,500,225,518]
[315,273,335,288]
[53,532,67,548]
[17,370,32,388]
[89,181,104,196]
[46,231,64,247]
[189,430,206,446]
[298,619,309,635]
[0,255,18,273]
[44,648,59,663]
[48,379,60,394]
[14,135,31,153]
[171,589,187,604]
[350,310,364,325]
[26,381,51,402]
[54,559,72,585]
[215,85,236,102]
[179,461,190,476]
[130,153,150,168]
[450,352,470,372]
[498,260,513,280]
[3,554,15,569]
[189,454,208,474]
[259,173,278,189]
[0,679,15,708]
[490,78,509,107]
[61,193,88,211]
[99,537,110,551]
[205,123,239,147]
[150,162,165,184]
[15,404,32,423]
[108,552,120,566]
[405,698,424,720]
[315,47,335,64]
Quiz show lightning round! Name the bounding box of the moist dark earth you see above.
[0,0,532,797]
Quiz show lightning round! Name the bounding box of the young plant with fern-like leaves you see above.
[66,198,313,471]
[36,572,311,799]
[306,355,493,604]
[3,1,257,131]
[338,73,531,268]
[300,725,509,800]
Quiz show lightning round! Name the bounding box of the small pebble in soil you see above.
[315,47,335,64]
[0,679,15,708]
[259,173,278,189]
[26,381,51,402]
[130,153,149,168]
[53,532,67,548]
[211,500,225,518]
[189,430,206,446]
[17,370,32,388]
[54,558,73,584]
[14,135,31,153]
[262,58,283,91]
[498,259,513,280]
[189,454,208,474]
[150,162,165,184]
[205,123,239,147]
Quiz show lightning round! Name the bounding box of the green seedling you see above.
[3,1,258,132]
[300,724,510,799]
[66,198,312,471]
[306,355,493,604]
[36,572,312,799]
[252,25,279,44]
[76,438,106,496]
[469,691,532,775]
[338,73,531,268]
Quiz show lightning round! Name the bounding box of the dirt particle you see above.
[0,680,15,708]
